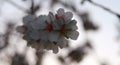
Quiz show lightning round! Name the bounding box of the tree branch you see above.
[29,0,35,15]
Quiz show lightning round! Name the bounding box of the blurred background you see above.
[0,0,120,65]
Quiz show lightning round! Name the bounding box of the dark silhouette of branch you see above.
[11,54,28,65]
[35,51,44,65]
[0,23,14,50]
[27,0,40,15]
[30,0,35,15]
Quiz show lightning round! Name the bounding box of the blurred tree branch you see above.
[30,0,35,15]
[6,0,40,15]
[36,51,44,65]
[11,53,28,65]
[0,23,14,50]
[81,0,120,20]
[28,0,40,15]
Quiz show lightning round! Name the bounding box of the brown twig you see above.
[35,50,44,65]
[29,0,35,15]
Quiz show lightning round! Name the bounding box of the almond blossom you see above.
[55,8,79,40]
[16,8,79,53]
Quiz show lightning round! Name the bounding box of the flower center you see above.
[56,14,60,19]
[60,24,66,35]
[46,23,53,32]
[55,15,65,22]
[22,25,28,33]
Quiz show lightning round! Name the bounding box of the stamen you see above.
[60,24,66,35]
[55,14,60,19]
[46,23,53,32]
[56,14,65,22]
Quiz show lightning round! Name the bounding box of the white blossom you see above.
[16,8,79,53]
[17,15,40,41]
[55,8,79,40]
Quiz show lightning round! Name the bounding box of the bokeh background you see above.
[0,0,120,65]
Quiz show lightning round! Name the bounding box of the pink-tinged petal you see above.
[57,8,65,16]
[65,12,73,21]
[67,31,79,40]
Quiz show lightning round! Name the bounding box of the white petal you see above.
[31,16,47,30]
[65,12,73,21]
[29,30,40,40]
[44,15,51,23]
[39,30,49,41]
[71,25,78,30]
[38,15,47,21]
[48,12,55,22]
[66,20,78,30]
[57,37,67,48]
[23,15,36,25]
[57,8,65,16]
[67,31,79,40]
[66,25,78,30]
[48,32,60,42]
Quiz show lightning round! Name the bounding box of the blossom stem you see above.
[30,0,35,15]
[35,50,43,65]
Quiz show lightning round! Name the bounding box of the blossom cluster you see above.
[16,8,79,53]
